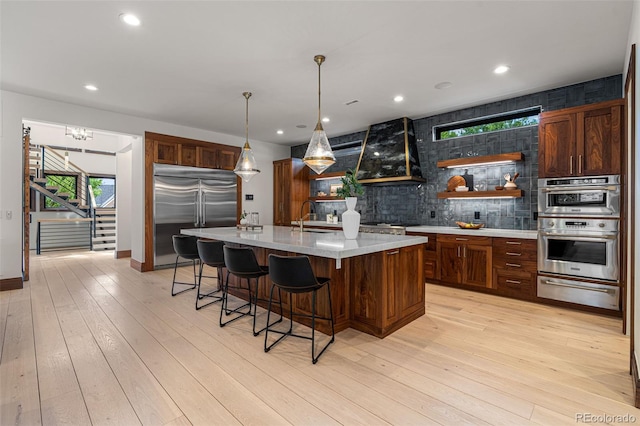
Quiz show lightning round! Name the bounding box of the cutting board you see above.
[447,175,466,191]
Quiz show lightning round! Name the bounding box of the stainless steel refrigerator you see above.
[154,163,237,268]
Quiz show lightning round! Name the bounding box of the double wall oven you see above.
[537,175,621,311]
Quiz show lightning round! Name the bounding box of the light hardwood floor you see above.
[1,250,638,425]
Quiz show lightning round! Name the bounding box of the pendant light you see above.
[233,91,260,182]
[303,54,335,174]
[64,150,70,170]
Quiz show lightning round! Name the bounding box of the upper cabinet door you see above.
[197,146,219,169]
[154,141,179,165]
[181,144,197,167]
[538,113,576,178]
[538,99,623,178]
[218,147,238,171]
[578,105,622,176]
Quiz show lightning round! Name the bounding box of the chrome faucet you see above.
[298,200,316,232]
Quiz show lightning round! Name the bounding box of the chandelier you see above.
[65,126,93,141]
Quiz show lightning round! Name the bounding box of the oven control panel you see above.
[539,218,619,232]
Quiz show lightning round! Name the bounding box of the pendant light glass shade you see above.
[234,92,260,182]
[64,151,70,170]
[303,55,335,174]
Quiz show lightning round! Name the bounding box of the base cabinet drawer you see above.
[494,269,535,299]
[537,276,620,310]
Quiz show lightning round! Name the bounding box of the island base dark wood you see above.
[224,244,425,338]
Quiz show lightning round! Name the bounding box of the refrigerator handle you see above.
[194,192,199,227]
[201,192,206,226]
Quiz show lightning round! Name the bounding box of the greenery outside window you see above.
[434,107,541,140]
[88,175,116,208]
[43,173,78,209]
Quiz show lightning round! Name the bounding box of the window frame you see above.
[40,171,80,211]
[433,106,541,141]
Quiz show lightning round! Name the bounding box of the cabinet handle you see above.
[506,262,521,268]
[506,252,522,256]
[457,246,461,257]
[505,279,522,284]
[387,250,400,255]
[455,237,468,241]
[463,246,467,258]
[505,241,521,245]
[570,155,573,174]
[578,154,583,174]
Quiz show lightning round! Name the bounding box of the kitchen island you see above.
[182,226,428,338]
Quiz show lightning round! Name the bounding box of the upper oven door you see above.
[538,176,620,216]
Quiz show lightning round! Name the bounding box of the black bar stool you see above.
[265,254,335,364]
[171,235,199,296]
[195,239,225,310]
[221,246,281,335]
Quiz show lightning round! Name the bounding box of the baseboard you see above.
[130,258,153,272]
[0,277,23,291]
[632,352,640,408]
[115,250,132,259]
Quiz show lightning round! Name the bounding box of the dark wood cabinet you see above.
[273,158,309,226]
[153,141,179,165]
[437,234,492,288]
[539,99,623,178]
[197,146,218,169]
[181,144,197,167]
[217,147,238,171]
[491,237,537,300]
[406,232,437,281]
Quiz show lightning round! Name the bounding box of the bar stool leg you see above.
[171,255,197,296]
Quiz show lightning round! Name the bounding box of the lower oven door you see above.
[538,231,619,281]
[537,276,620,310]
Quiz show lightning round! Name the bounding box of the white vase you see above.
[342,197,360,239]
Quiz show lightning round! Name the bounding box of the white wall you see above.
[0,90,289,279]
[116,144,132,253]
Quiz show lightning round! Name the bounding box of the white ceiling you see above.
[1,1,633,146]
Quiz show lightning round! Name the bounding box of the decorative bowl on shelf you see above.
[455,186,469,192]
[495,186,504,191]
[455,221,485,229]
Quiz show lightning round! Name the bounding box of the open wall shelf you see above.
[437,189,524,199]
[437,152,524,169]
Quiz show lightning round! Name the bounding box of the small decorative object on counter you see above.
[326,213,333,223]
[240,210,248,225]
[332,210,338,224]
[336,169,364,239]
[455,221,485,229]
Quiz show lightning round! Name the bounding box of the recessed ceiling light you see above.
[276,130,284,135]
[84,84,98,91]
[119,13,141,26]
[435,81,453,90]
[494,65,510,74]
[322,117,330,123]
[393,95,404,103]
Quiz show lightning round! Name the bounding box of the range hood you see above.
[355,117,425,184]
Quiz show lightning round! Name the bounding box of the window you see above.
[88,175,116,208]
[434,107,541,140]
[42,173,78,209]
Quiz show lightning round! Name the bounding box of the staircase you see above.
[29,143,117,252]
[92,208,116,251]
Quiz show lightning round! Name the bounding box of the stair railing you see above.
[88,184,98,237]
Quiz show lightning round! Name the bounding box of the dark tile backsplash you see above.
[290,75,622,230]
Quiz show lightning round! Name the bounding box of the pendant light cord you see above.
[314,55,325,128]
[243,91,252,145]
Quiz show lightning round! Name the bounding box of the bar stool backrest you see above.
[197,240,225,267]
[172,235,199,259]
[268,255,319,292]
[223,246,262,276]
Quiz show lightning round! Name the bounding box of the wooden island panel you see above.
[226,244,425,338]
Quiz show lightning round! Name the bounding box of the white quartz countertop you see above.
[406,225,538,239]
[182,225,428,268]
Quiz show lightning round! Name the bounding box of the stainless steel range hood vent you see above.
[355,117,425,185]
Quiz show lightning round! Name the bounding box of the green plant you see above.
[336,169,364,198]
